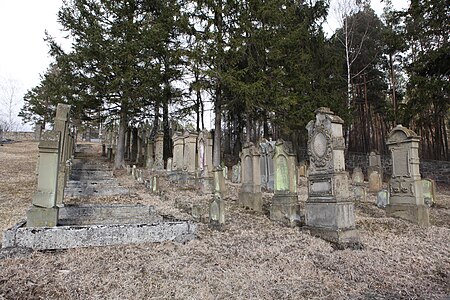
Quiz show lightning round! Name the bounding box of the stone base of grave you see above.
[304,226,360,245]
[270,193,299,226]
[4,204,196,250]
[26,206,59,227]
[304,202,360,244]
[386,204,430,227]
[238,190,262,212]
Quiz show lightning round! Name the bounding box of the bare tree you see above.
[0,76,22,132]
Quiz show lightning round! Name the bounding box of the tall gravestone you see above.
[27,131,61,227]
[54,104,71,207]
[146,140,154,169]
[197,130,214,192]
[386,125,429,226]
[305,108,359,244]
[260,141,275,191]
[172,132,184,171]
[154,133,164,170]
[238,143,262,212]
[270,140,298,226]
[183,131,198,173]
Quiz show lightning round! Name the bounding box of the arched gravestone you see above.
[270,140,298,226]
[386,125,429,226]
[238,142,262,212]
[305,108,359,244]
[171,132,184,171]
[183,131,198,173]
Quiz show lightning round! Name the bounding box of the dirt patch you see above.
[0,141,449,299]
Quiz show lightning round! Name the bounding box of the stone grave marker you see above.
[352,167,364,185]
[27,131,61,227]
[377,189,389,208]
[386,125,429,226]
[231,163,241,183]
[154,133,164,170]
[146,141,154,169]
[368,170,382,193]
[172,132,184,171]
[270,139,298,226]
[422,179,436,207]
[304,107,359,244]
[238,143,262,212]
[368,151,383,179]
[183,131,198,173]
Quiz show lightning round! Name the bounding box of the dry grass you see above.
[0,141,449,300]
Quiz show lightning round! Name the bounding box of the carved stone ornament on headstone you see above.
[386,125,430,226]
[304,107,359,244]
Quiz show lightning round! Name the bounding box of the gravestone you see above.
[166,157,173,172]
[270,140,298,226]
[422,179,436,207]
[368,170,382,193]
[54,103,72,207]
[197,130,213,177]
[34,122,43,141]
[172,132,184,171]
[27,131,61,227]
[238,143,262,212]
[368,151,383,180]
[231,163,241,183]
[305,107,359,244]
[183,131,198,173]
[298,160,308,177]
[352,167,364,185]
[353,186,366,202]
[260,141,275,191]
[210,168,225,228]
[377,189,389,208]
[386,125,429,226]
[154,133,164,170]
[222,166,228,180]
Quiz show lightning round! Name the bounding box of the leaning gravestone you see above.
[377,189,389,208]
[422,179,436,207]
[305,107,359,244]
[270,140,298,226]
[386,125,429,226]
[238,143,262,212]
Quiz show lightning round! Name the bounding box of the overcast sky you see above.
[0,0,409,130]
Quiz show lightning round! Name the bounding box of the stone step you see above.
[64,186,129,197]
[58,204,162,226]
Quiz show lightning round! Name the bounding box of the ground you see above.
[0,141,449,300]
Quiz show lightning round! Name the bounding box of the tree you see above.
[0,77,22,132]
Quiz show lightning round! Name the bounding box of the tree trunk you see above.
[114,109,127,169]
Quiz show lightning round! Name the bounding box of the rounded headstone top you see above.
[387,125,420,144]
[315,107,332,114]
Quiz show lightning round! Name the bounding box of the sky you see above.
[0,0,409,131]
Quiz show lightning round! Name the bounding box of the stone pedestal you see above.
[305,108,359,244]
[386,125,429,227]
[28,131,61,227]
[238,143,262,212]
[270,140,298,226]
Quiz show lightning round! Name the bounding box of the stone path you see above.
[64,144,129,197]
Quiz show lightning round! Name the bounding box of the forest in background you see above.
[17,0,449,167]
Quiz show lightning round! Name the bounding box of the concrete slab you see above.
[2,204,197,250]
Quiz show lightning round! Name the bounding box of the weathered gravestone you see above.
[27,131,62,227]
[304,107,359,244]
[368,151,383,179]
[270,140,298,226]
[377,189,389,208]
[260,141,275,191]
[298,160,308,177]
[368,170,382,193]
[386,125,430,226]
[422,179,436,207]
[352,167,364,185]
[172,132,184,171]
[183,131,198,173]
[231,163,241,183]
[238,143,262,212]
[210,168,226,228]
[154,133,164,170]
